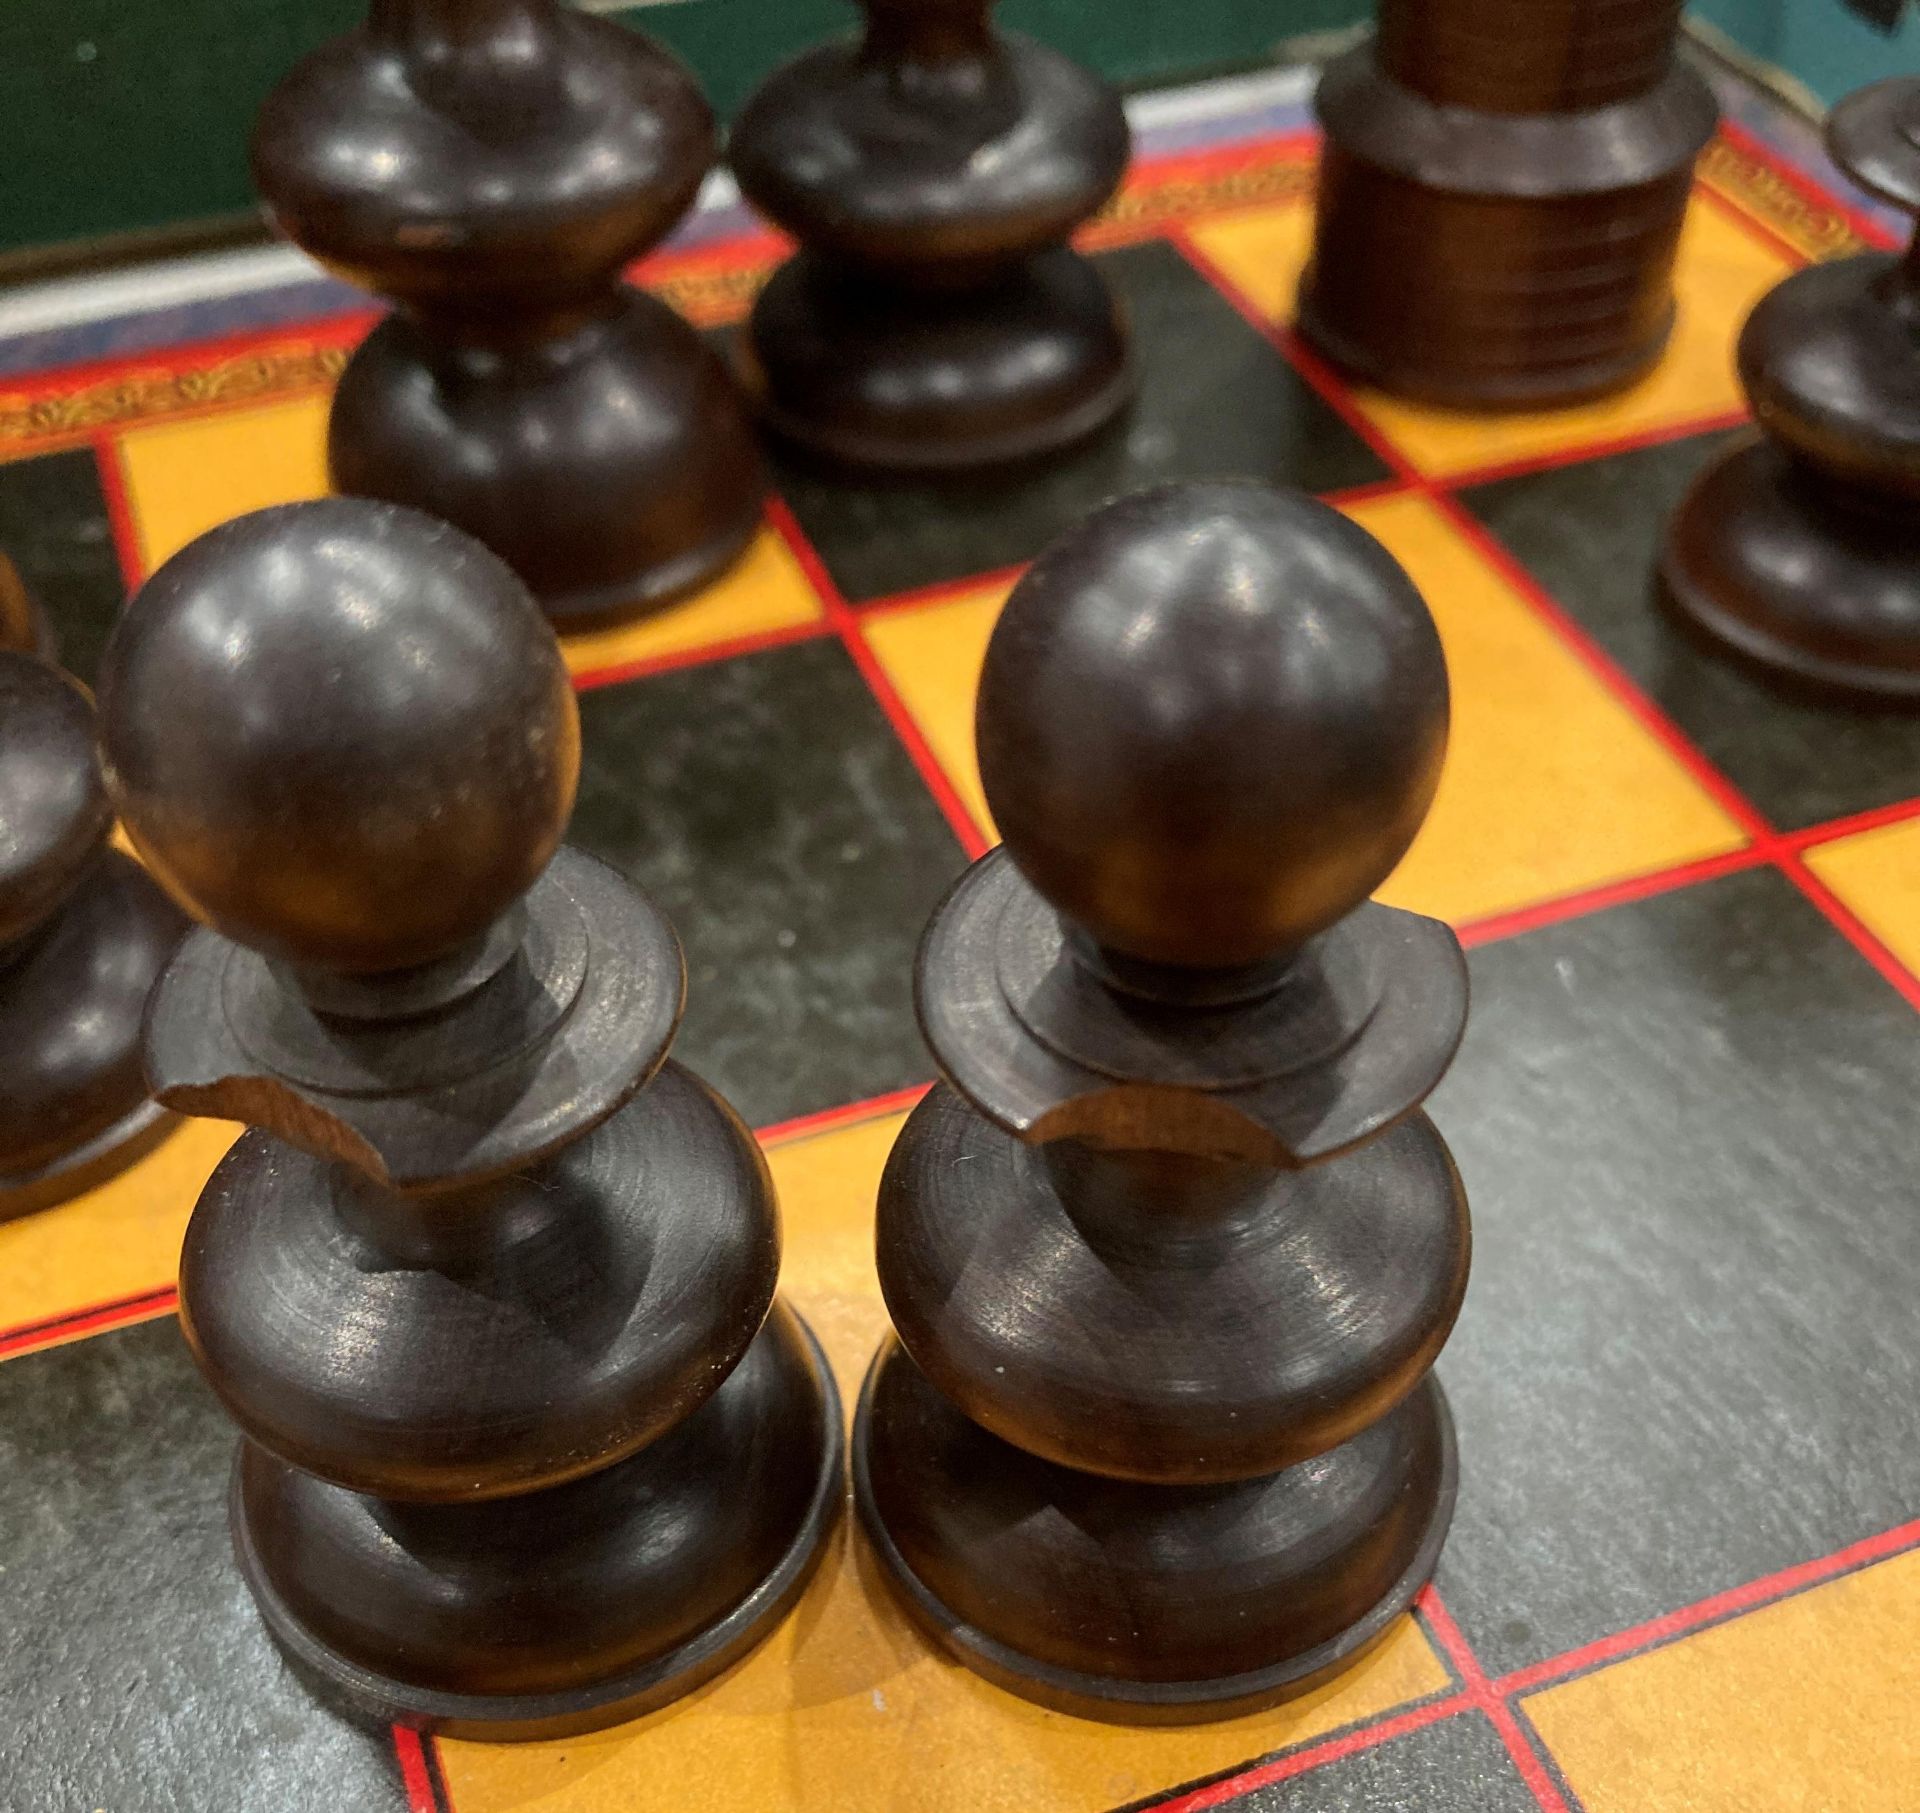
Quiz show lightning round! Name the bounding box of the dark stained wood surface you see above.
[1300,0,1716,409]
[95,498,842,1740]
[0,650,182,1217]
[1661,76,1920,701]
[730,0,1133,470]
[855,481,1473,1722]
[252,0,766,625]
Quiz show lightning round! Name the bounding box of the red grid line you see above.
[1420,490,1774,840]
[1180,196,1920,1042]
[568,613,833,694]
[1714,116,1900,252]
[1435,408,1753,495]
[1783,793,1920,852]
[1138,1496,1920,1813]
[764,494,993,861]
[852,559,1029,621]
[1419,1588,1575,1812]
[11,109,1916,1813]
[391,1728,442,1813]
[1693,178,1820,275]
[1147,133,1920,1813]
[1777,850,1920,1016]
[1144,1690,1474,1813]
[0,1283,178,1360]
[757,1081,933,1148]
[1496,1513,1920,1698]
[93,430,147,593]
[1453,844,1769,949]
[1317,473,1418,511]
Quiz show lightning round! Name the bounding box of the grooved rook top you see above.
[1376,0,1685,113]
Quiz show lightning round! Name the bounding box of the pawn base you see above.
[234,1303,844,1741]
[0,1102,175,1223]
[854,1342,1457,1725]
[741,249,1132,472]
[330,288,767,628]
[1661,440,1920,704]
[0,850,186,1220]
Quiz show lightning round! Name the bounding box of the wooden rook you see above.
[1661,76,1920,701]
[253,0,765,626]
[1300,0,1717,408]
[855,480,1472,1721]
[730,0,1132,470]
[95,500,842,1739]
[0,652,183,1217]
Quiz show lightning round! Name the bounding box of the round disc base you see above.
[0,849,186,1219]
[0,1100,175,1223]
[853,1341,1457,1725]
[234,1303,845,1741]
[741,249,1133,472]
[330,288,767,628]
[1297,275,1675,413]
[1661,439,1920,704]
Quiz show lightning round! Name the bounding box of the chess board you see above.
[4,67,1920,1813]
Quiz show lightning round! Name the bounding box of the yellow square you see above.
[1352,493,1747,926]
[860,501,1745,932]
[1801,816,1920,976]
[435,1104,1453,1813]
[115,393,330,579]
[0,1118,237,1344]
[861,582,1013,843]
[113,392,819,677]
[1185,189,1795,481]
[1524,1545,1920,1812]
[561,529,825,685]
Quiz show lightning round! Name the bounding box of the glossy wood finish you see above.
[0,551,54,658]
[857,481,1472,1722]
[0,651,183,1218]
[96,499,841,1739]
[1661,77,1920,701]
[1300,0,1716,409]
[730,0,1132,470]
[252,0,765,626]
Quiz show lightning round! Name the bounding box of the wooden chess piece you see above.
[1660,76,1920,701]
[1300,0,1717,409]
[0,552,55,659]
[0,652,184,1217]
[95,499,842,1739]
[252,0,766,627]
[855,481,1471,1721]
[729,0,1133,470]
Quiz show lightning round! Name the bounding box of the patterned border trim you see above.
[0,343,349,450]
[0,125,1860,461]
[1695,136,1867,261]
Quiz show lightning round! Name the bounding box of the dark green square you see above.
[772,238,1389,605]
[569,636,969,1127]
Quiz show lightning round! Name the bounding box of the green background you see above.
[0,0,1913,267]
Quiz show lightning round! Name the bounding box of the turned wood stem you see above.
[367,0,557,52]
[1042,1139,1274,1248]
[1374,0,1682,112]
[330,1165,566,1270]
[860,3,996,67]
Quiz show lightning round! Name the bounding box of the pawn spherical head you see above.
[98,499,580,974]
[976,480,1448,968]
